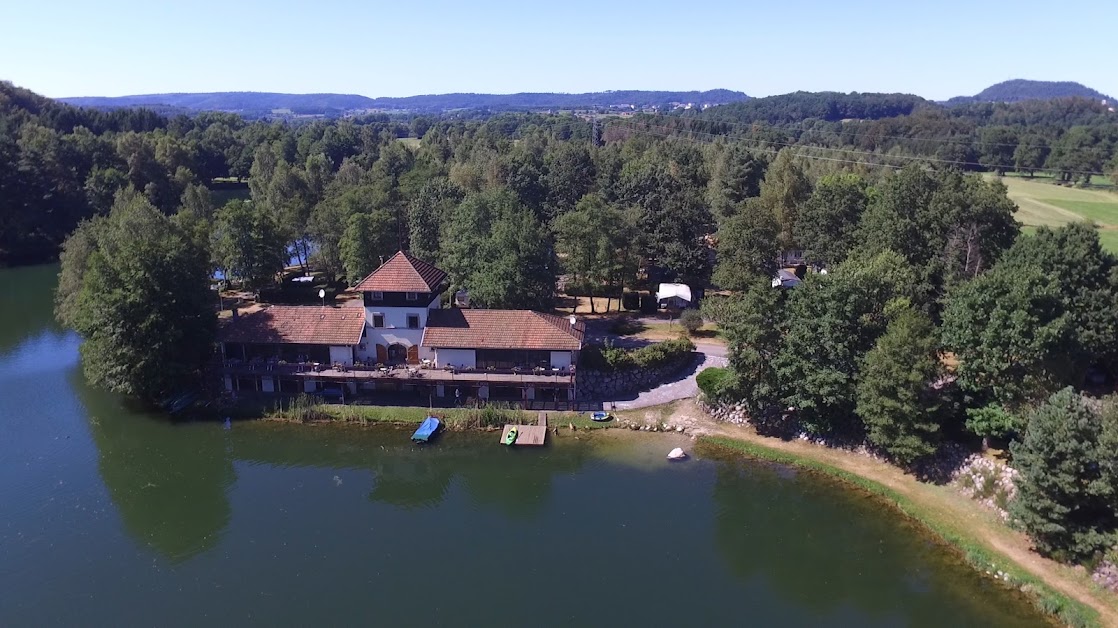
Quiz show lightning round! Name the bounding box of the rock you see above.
[667,447,687,461]
[675,426,684,432]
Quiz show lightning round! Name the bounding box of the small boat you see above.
[503,426,519,446]
[411,416,441,443]
[590,411,613,422]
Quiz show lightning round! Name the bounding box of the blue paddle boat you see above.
[411,416,441,443]
[590,411,613,422]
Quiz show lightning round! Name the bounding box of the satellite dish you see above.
[318,289,326,299]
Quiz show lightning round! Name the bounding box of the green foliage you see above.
[678,309,704,334]
[855,307,944,464]
[442,189,558,310]
[340,210,395,284]
[57,189,216,404]
[553,194,639,310]
[407,178,462,263]
[713,197,778,290]
[696,367,733,399]
[997,223,1118,373]
[942,262,1068,407]
[964,404,1023,441]
[581,337,695,372]
[775,250,915,435]
[758,149,811,251]
[211,199,287,288]
[856,167,1019,309]
[796,173,869,266]
[701,283,783,423]
[1009,388,1118,562]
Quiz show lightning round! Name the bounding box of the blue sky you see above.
[3,0,1115,100]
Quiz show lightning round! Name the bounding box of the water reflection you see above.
[709,454,1047,626]
[0,265,65,357]
[80,376,235,562]
[232,426,591,517]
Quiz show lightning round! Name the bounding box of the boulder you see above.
[667,447,687,461]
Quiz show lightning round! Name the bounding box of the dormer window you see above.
[406,292,418,301]
[371,291,383,300]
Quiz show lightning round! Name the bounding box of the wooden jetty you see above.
[500,412,548,446]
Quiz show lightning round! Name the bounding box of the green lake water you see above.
[0,264,1050,626]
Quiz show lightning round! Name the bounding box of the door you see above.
[375,343,388,364]
[407,344,420,365]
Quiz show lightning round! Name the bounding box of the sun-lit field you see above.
[992,175,1118,253]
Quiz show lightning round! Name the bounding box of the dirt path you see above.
[617,399,1118,626]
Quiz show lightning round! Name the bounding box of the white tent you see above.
[656,283,692,306]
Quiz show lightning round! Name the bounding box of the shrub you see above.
[678,309,704,334]
[621,291,640,311]
[697,367,733,399]
[579,337,695,372]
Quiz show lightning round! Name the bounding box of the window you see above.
[372,314,385,328]
[406,292,418,301]
[407,314,420,330]
[370,291,383,300]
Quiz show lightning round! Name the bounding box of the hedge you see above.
[696,367,733,398]
[580,337,695,372]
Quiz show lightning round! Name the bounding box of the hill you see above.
[59,89,748,115]
[945,80,1114,106]
[683,91,933,125]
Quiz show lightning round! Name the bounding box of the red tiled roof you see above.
[218,304,365,346]
[353,251,447,293]
[422,309,584,351]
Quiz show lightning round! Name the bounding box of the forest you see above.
[3,77,1117,575]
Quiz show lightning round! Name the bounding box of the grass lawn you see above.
[1041,199,1118,226]
[210,186,251,207]
[991,175,1118,253]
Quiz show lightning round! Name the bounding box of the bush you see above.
[621,291,640,311]
[697,367,733,399]
[678,309,704,334]
[580,337,695,372]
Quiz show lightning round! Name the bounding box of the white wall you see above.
[550,351,573,369]
[329,346,353,365]
[437,348,475,369]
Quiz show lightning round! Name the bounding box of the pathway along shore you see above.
[614,399,1118,627]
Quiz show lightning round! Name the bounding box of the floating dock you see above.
[499,412,548,446]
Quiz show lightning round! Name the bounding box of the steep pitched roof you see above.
[218,304,365,346]
[353,251,447,293]
[422,309,585,351]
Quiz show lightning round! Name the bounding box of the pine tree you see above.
[1009,388,1118,561]
[856,307,943,464]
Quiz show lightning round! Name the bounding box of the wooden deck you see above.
[500,412,548,446]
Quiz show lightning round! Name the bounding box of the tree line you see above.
[700,159,1118,567]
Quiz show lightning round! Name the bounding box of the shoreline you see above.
[240,396,1116,627]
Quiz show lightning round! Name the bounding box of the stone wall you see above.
[578,354,694,399]
[696,396,751,425]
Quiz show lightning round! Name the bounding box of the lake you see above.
[0,264,1049,626]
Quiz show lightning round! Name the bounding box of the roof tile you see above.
[422,309,584,351]
[353,251,447,293]
[218,304,365,346]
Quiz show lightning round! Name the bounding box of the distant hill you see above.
[688,91,933,125]
[944,80,1114,106]
[59,89,749,115]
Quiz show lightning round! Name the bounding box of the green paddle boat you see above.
[503,426,519,446]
